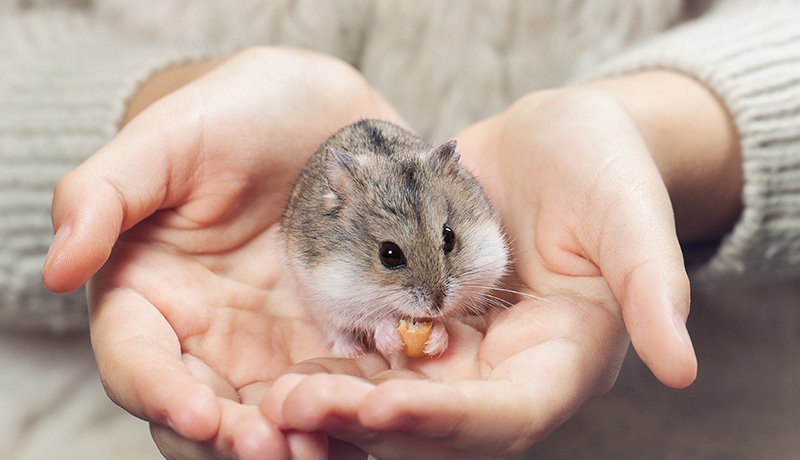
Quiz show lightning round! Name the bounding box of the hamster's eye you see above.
[443,225,455,253]
[379,242,406,269]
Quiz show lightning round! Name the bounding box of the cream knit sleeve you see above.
[0,8,217,332]
[581,0,800,287]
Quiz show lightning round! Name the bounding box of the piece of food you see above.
[397,319,433,358]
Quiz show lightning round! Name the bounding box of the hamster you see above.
[282,120,508,358]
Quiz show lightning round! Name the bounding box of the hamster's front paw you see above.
[423,320,449,356]
[329,331,367,358]
[373,317,404,356]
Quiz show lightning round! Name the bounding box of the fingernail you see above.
[261,373,308,425]
[378,414,417,432]
[672,312,693,350]
[44,225,71,268]
[394,414,417,431]
[322,414,346,431]
[165,415,191,439]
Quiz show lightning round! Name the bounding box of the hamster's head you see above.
[305,139,509,329]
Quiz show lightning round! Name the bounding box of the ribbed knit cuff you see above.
[579,1,800,287]
[0,10,221,333]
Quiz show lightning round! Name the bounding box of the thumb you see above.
[614,256,697,388]
[43,108,202,293]
[594,178,698,389]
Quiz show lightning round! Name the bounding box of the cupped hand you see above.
[261,84,700,459]
[43,46,405,459]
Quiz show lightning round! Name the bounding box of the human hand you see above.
[43,46,405,459]
[262,72,742,458]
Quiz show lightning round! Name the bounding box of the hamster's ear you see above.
[324,147,359,198]
[428,140,460,176]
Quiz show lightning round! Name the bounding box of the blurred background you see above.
[1,329,162,460]
[3,1,799,458]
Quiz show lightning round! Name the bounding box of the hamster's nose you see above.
[429,288,445,314]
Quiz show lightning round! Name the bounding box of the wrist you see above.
[581,71,742,243]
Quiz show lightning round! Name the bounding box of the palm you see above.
[102,222,328,391]
[43,48,409,459]
[259,215,629,459]
[48,48,695,457]
[263,90,693,460]
[88,128,387,457]
[89,179,352,458]
[89,47,357,401]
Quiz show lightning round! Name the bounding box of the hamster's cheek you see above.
[443,221,508,314]
[311,260,372,303]
[464,221,509,277]
[303,260,385,327]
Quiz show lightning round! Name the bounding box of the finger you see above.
[151,423,218,460]
[153,399,331,460]
[213,403,290,460]
[285,355,390,379]
[42,46,404,294]
[591,162,697,388]
[260,357,387,453]
[152,419,320,460]
[285,431,329,460]
[43,105,204,293]
[285,431,368,460]
[267,334,617,458]
[325,439,369,460]
[358,373,535,454]
[261,355,388,427]
[89,283,220,441]
[266,373,376,432]
[265,373,472,460]
[614,257,697,388]
[358,339,606,458]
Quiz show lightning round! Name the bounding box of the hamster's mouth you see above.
[400,316,434,326]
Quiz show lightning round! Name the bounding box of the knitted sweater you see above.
[2,0,799,333]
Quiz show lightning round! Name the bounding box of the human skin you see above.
[44,47,405,459]
[43,46,740,459]
[261,72,741,459]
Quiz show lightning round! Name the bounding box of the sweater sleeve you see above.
[0,8,219,333]
[578,0,800,287]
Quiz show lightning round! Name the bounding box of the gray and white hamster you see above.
[282,120,508,358]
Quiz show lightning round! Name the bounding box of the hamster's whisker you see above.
[477,292,547,329]
[455,279,552,307]
[491,286,552,305]
[460,266,511,283]
[497,234,536,258]
[453,296,488,318]
[462,261,509,273]
[506,247,538,259]
[452,280,552,328]
[464,303,492,329]
[480,292,515,309]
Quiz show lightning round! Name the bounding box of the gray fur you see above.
[282,120,508,355]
